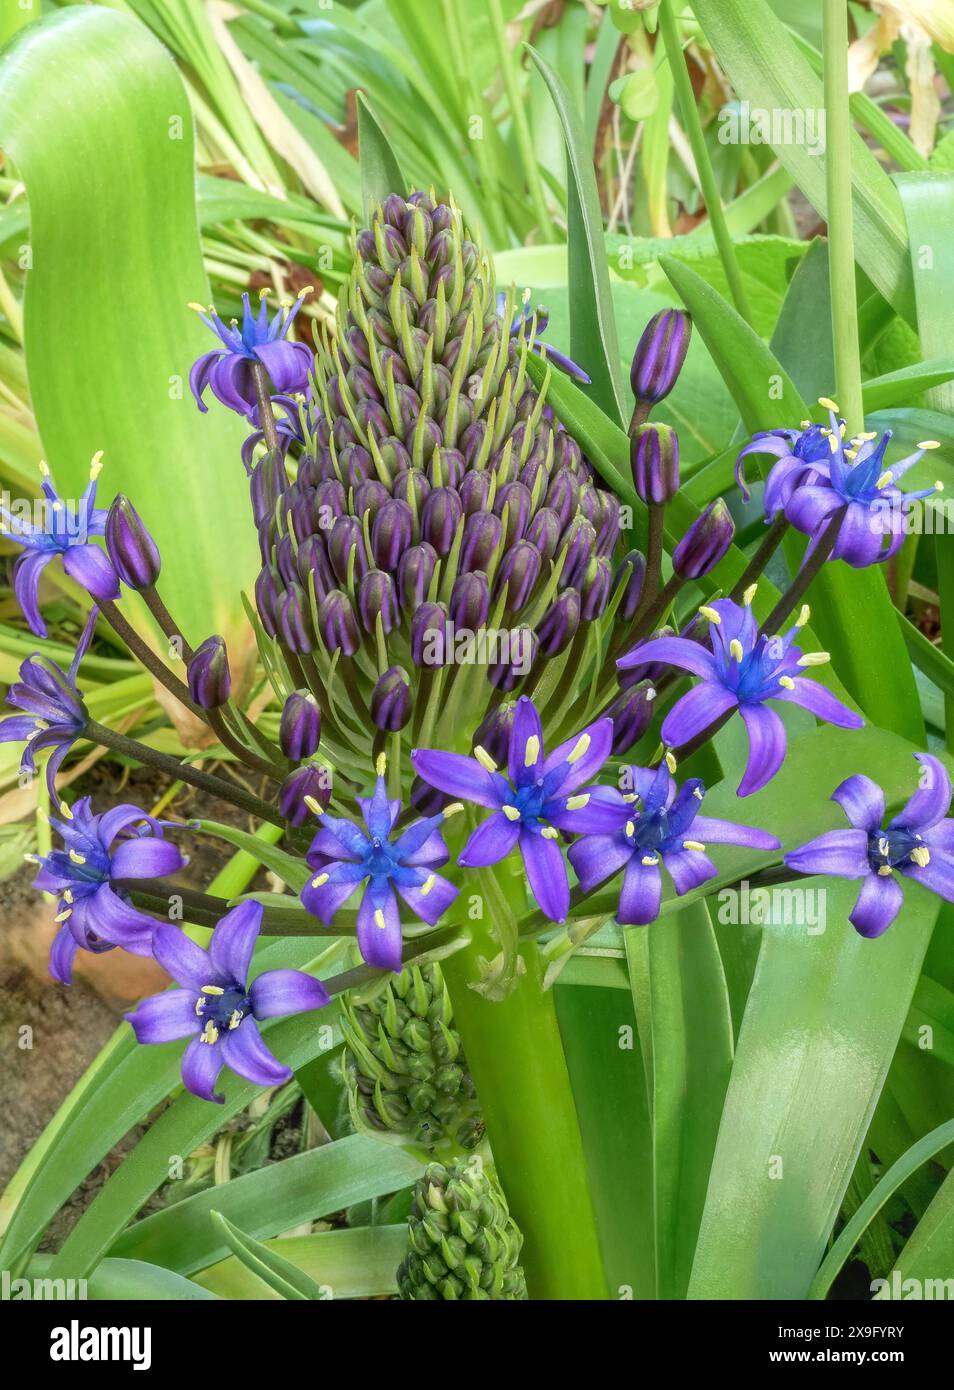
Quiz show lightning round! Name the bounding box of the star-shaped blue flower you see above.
[190,291,314,421]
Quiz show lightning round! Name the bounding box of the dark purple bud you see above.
[607,680,657,755]
[340,443,372,488]
[278,763,332,827]
[296,534,334,601]
[537,590,580,657]
[249,451,288,528]
[353,479,389,520]
[410,774,450,816]
[494,481,532,545]
[105,495,161,591]
[459,469,493,515]
[317,588,360,656]
[421,486,463,556]
[280,689,321,760]
[450,571,490,630]
[614,550,647,622]
[371,665,412,732]
[594,491,623,554]
[630,309,692,406]
[672,499,735,580]
[275,535,298,588]
[255,566,283,638]
[328,516,369,584]
[618,625,675,689]
[187,635,231,709]
[544,467,581,528]
[495,539,541,613]
[371,498,414,571]
[411,601,448,667]
[279,583,314,653]
[376,435,413,478]
[580,556,613,619]
[460,419,489,468]
[358,569,398,635]
[552,430,583,473]
[459,510,503,574]
[428,447,465,490]
[525,506,562,564]
[631,423,680,504]
[489,629,537,690]
[557,517,597,589]
[473,703,515,766]
[392,467,431,510]
[398,542,437,612]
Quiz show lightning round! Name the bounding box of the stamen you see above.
[567,733,591,765]
[201,984,224,995]
[878,837,890,856]
[23,853,39,864]
[311,873,329,888]
[187,301,206,313]
[373,909,387,929]
[303,795,324,816]
[199,1021,219,1044]
[442,802,464,818]
[195,998,205,1015]
[936,482,945,492]
[698,605,721,624]
[818,396,839,412]
[541,827,559,840]
[857,431,878,442]
[524,735,540,767]
[473,745,497,773]
[68,849,85,865]
[59,801,73,820]
[502,805,521,821]
[89,450,104,480]
[911,846,931,868]
[878,866,893,877]
[693,786,704,800]
[664,750,677,774]
[796,604,811,627]
[63,889,74,904]
[641,854,659,866]
[683,840,706,852]
[375,751,387,777]
[228,1010,243,1030]
[918,440,941,450]
[420,874,435,896]
[876,469,893,490]
[797,652,830,667]
[778,676,796,690]
[54,908,71,922]
[625,820,635,838]
[565,794,590,810]
[742,583,758,606]
[729,639,744,662]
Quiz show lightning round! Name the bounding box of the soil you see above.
[0,760,277,1243]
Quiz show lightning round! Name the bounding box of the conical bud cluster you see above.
[397,1157,527,1300]
[340,962,482,1151]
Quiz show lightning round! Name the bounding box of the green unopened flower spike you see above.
[397,1158,528,1300]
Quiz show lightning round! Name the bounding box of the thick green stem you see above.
[823,0,864,434]
[659,0,753,326]
[440,859,608,1299]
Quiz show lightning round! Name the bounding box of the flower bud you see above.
[495,539,541,613]
[473,703,515,766]
[630,309,691,406]
[422,486,464,556]
[672,499,735,580]
[279,764,331,827]
[525,507,562,564]
[187,635,231,709]
[279,583,314,654]
[544,467,580,528]
[537,590,580,657]
[328,515,369,584]
[105,495,161,591]
[450,571,490,630]
[255,566,283,638]
[398,543,438,613]
[630,423,680,505]
[580,556,613,619]
[280,690,321,760]
[614,550,646,621]
[317,588,360,656]
[489,629,537,690]
[557,516,597,589]
[358,568,398,635]
[372,498,414,571]
[249,450,288,529]
[410,774,450,816]
[459,511,502,575]
[607,680,657,754]
[371,665,413,732]
[411,601,448,667]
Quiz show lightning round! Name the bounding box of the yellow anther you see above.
[54,908,71,922]
[502,805,521,821]
[187,301,206,313]
[522,287,532,305]
[641,854,659,867]
[742,583,758,606]
[857,431,878,441]
[796,604,811,627]
[201,984,224,995]
[420,874,435,896]
[373,909,387,930]
[876,471,893,490]
[729,638,744,662]
[911,846,931,868]
[828,434,839,453]
[311,873,329,888]
[683,840,706,852]
[89,450,104,480]
[229,1010,243,1030]
[878,865,893,877]
[936,481,945,492]
[195,998,205,1015]
[698,605,721,624]
[259,287,269,299]
[918,440,941,450]
[442,802,464,818]
[34,719,49,732]
[59,802,73,820]
[878,837,890,856]
[844,448,857,461]
[818,396,839,412]
[69,849,85,865]
[799,420,811,429]
[38,459,51,477]
[664,750,677,774]
[778,676,796,690]
[567,733,591,765]
[51,500,64,512]
[625,820,636,838]
[473,745,497,773]
[63,889,74,903]
[797,651,830,667]
[200,1021,219,1045]
[541,827,559,840]
[524,735,540,767]
[565,794,590,811]
[622,793,638,803]
[303,795,324,816]
[693,786,704,800]
[375,751,387,777]
[23,853,40,864]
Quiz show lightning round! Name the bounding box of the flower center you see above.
[867,827,924,873]
[196,983,251,1037]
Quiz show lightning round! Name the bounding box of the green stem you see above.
[440,855,608,1299]
[822,0,864,434]
[729,515,790,603]
[250,362,282,452]
[658,0,753,326]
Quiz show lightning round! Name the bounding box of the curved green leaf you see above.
[194,1225,407,1300]
[209,1210,327,1300]
[356,91,407,211]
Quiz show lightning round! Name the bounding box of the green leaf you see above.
[895,173,954,412]
[356,91,407,212]
[26,1255,220,1301]
[209,1210,328,1300]
[0,8,257,651]
[195,819,310,891]
[526,44,627,426]
[875,1165,954,1297]
[194,1224,408,1300]
[899,613,954,704]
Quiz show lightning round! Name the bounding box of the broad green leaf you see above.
[209,1210,329,1300]
[195,818,310,891]
[194,1224,408,1300]
[874,1162,954,1298]
[895,173,954,412]
[527,45,628,426]
[0,8,257,653]
[26,1255,219,1301]
[356,91,407,211]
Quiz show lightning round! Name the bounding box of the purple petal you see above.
[459,811,520,868]
[190,349,223,410]
[784,483,842,535]
[250,967,330,1019]
[356,883,403,970]
[254,339,312,394]
[61,543,120,601]
[902,851,954,903]
[152,922,217,990]
[0,715,43,746]
[49,924,79,984]
[411,749,503,808]
[546,788,630,834]
[737,703,787,797]
[690,815,781,851]
[663,848,718,896]
[395,871,459,925]
[567,832,633,891]
[97,803,163,847]
[735,434,794,498]
[181,1034,226,1103]
[519,828,569,922]
[891,754,952,831]
[300,862,364,923]
[542,717,614,795]
[209,901,262,984]
[831,774,885,832]
[924,818,954,854]
[849,873,903,939]
[784,828,870,879]
[125,988,199,1044]
[661,681,737,749]
[209,353,257,418]
[617,857,662,926]
[617,635,718,680]
[508,696,544,784]
[87,884,156,952]
[13,550,53,637]
[220,1017,293,1087]
[110,836,186,881]
[774,678,864,729]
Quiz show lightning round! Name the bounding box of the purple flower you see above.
[618,594,863,796]
[784,753,954,938]
[2,460,118,636]
[32,796,185,985]
[300,756,460,971]
[630,309,692,407]
[496,289,591,384]
[568,763,780,925]
[125,901,330,1104]
[0,608,97,800]
[736,406,943,569]
[190,291,314,421]
[411,696,620,923]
